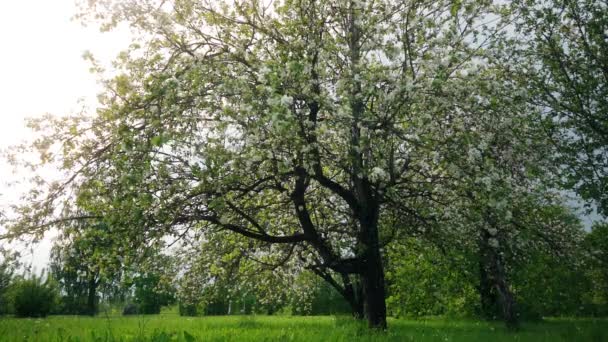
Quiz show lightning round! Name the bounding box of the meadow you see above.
[0,315,606,342]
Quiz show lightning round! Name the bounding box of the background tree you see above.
[0,247,20,315]
[176,231,304,316]
[513,0,608,215]
[51,226,100,315]
[385,238,478,318]
[49,219,124,316]
[125,251,177,315]
[582,223,608,312]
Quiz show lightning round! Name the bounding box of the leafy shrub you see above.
[0,248,20,315]
[132,273,175,314]
[386,239,478,318]
[179,301,198,316]
[10,275,58,317]
[289,273,351,316]
[122,303,139,315]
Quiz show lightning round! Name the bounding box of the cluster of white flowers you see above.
[280,95,293,107]
[467,147,481,162]
[218,215,229,225]
[163,76,179,87]
[369,166,389,183]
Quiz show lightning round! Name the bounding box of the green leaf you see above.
[151,135,164,147]
[450,0,462,17]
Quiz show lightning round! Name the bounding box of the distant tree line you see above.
[3,221,606,320]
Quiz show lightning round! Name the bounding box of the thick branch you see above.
[196,214,307,244]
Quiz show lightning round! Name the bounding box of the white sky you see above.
[0,0,131,271]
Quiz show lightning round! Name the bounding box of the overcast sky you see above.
[0,0,130,271]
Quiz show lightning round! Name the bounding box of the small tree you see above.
[49,220,125,316]
[131,273,175,314]
[127,253,177,314]
[10,273,58,318]
[50,235,101,316]
[583,223,608,311]
[0,248,20,315]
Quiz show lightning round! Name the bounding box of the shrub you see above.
[122,303,139,315]
[11,276,58,317]
[132,273,175,314]
[0,248,20,315]
[178,301,198,316]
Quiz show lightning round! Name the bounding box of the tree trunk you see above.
[479,256,499,319]
[495,273,518,329]
[342,274,364,319]
[479,228,518,329]
[360,214,387,330]
[362,253,387,329]
[86,277,98,316]
[347,293,364,319]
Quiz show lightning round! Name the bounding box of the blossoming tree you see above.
[2,0,556,329]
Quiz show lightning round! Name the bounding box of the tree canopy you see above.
[513,0,608,214]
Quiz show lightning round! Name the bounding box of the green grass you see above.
[0,315,606,341]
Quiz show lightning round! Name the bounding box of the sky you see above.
[0,0,131,271]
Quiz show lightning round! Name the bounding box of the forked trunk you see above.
[496,275,518,329]
[342,274,364,319]
[479,228,518,329]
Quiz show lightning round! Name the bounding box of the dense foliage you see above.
[513,0,608,214]
[49,223,109,315]
[582,223,608,313]
[131,272,176,314]
[9,274,58,318]
[0,248,20,315]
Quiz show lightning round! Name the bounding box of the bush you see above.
[132,273,175,314]
[179,301,198,316]
[11,276,58,317]
[0,248,20,315]
[122,303,139,315]
[386,240,478,318]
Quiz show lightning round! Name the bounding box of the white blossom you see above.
[369,167,389,183]
[280,95,293,107]
[219,215,229,225]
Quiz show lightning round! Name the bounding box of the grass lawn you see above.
[0,315,606,341]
